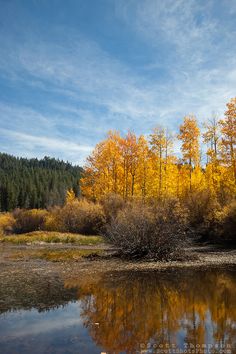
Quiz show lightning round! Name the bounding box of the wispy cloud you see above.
[0,128,92,152]
[0,32,162,120]
[1,30,234,123]
[0,127,93,164]
[0,0,235,164]
[116,0,227,64]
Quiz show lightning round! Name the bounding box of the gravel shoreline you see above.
[0,243,236,277]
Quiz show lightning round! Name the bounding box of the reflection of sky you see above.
[0,302,81,338]
[205,310,214,348]
[0,301,103,354]
[176,311,215,354]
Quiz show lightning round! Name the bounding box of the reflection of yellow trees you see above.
[65,269,236,353]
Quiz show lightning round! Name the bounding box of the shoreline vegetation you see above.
[0,231,104,245]
[0,97,235,263]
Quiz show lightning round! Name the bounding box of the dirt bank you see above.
[0,243,236,281]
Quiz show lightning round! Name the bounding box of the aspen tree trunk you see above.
[230,139,236,184]
[131,173,135,196]
[189,158,192,191]
[159,147,162,198]
[142,164,147,201]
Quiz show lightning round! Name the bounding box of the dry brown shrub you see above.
[184,189,220,226]
[106,198,188,260]
[205,200,236,243]
[100,193,125,221]
[13,209,48,234]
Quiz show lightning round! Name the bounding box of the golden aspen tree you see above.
[80,144,103,200]
[150,126,166,198]
[203,115,221,194]
[176,162,190,198]
[203,115,220,163]
[178,116,200,190]
[81,131,123,199]
[163,129,174,196]
[81,131,142,200]
[81,98,235,211]
[220,97,236,184]
[128,132,139,197]
[66,188,76,203]
[136,135,150,200]
[104,131,123,194]
[119,132,139,198]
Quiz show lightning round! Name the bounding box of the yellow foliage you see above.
[44,209,63,232]
[220,97,236,183]
[66,188,76,203]
[0,212,15,234]
[81,128,203,201]
[81,99,236,208]
[178,115,200,167]
[45,199,105,235]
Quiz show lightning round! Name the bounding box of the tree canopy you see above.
[81,98,236,204]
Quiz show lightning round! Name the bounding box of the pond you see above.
[0,267,235,354]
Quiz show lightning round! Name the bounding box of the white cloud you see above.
[0,128,93,165]
[1,23,235,125]
[0,2,235,164]
[1,129,92,152]
[116,0,217,58]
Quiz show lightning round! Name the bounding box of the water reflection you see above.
[65,268,236,353]
[0,273,78,313]
[0,267,236,353]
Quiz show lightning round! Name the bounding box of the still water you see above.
[0,267,236,354]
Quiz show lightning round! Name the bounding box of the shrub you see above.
[44,207,64,232]
[184,189,220,227]
[13,209,48,234]
[221,201,236,241]
[100,193,125,221]
[184,189,236,243]
[0,212,15,234]
[105,199,188,260]
[205,201,236,243]
[45,199,106,235]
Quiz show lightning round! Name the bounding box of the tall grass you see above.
[0,231,104,245]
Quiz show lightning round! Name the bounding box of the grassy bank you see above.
[0,231,104,245]
[8,248,103,262]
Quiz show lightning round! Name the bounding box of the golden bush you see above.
[45,199,105,235]
[0,212,15,234]
[44,207,64,232]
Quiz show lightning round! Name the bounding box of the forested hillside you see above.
[0,153,82,211]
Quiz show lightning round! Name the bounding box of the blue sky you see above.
[0,0,236,165]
